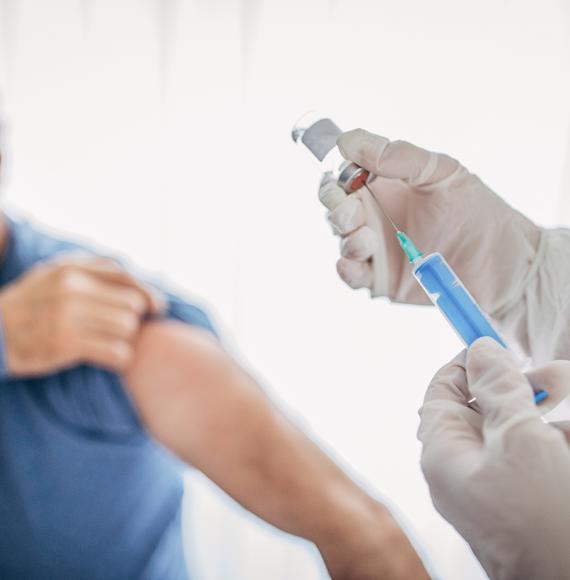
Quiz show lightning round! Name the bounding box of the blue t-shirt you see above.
[0,216,215,579]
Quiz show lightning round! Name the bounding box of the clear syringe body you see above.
[411,252,507,348]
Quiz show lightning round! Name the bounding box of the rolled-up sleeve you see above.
[163,291,217,337]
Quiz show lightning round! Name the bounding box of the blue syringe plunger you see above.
[394,231,548,405]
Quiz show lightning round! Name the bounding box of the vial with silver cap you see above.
[291,113,370,193]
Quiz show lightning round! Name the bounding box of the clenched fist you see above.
[0,255,165,376]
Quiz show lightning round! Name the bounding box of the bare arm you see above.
[123,320,427,580]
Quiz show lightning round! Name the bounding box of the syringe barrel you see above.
[412,252,507,348]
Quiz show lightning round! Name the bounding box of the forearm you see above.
[178,369,386,549]
[125,321,427,578]
[192,386,418,577]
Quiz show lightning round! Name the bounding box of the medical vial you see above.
[291,113,369,193]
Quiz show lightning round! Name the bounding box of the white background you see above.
[1,1,569,578]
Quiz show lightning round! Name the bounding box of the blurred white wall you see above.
[0,1,569,578]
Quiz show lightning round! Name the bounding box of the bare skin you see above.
[0,214,428,579]
[124,322,428,579]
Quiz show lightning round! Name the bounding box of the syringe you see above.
[292,114,548,405]
[366,187,508,349]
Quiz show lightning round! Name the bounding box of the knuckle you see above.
[438,153,460,172]
[389,138,407,149]
[96,256,121,269]
[336,258,353,281]
[346,127,367,143]
[318,180,345,210]
[118,313,140,337]
[341,227,378,261]
[336,258,369,290]
[329,197,363,235]
[55,266,83,293]
[125,291,146,314]
[55,262,77,276]
[385,139,411,159]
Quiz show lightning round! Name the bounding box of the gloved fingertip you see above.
[319,172,336,187]
[328,197,365,235]
[469,336,503,353]
[318,177,347,210]
[468,337,515,374]
[336,258,372,289]
[337,129,390,171]
[467,337,515,383]
[337,128,368,158]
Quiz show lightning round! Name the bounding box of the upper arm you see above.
[123,320,269,470]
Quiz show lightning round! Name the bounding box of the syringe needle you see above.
[364,183,399,232]
[363,183,423,262]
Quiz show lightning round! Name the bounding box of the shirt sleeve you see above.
[162,291,218,337]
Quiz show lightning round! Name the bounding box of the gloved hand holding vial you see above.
[292,115,548,403]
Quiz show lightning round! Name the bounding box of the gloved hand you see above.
[418,337,570,580]
[319,129,541,316]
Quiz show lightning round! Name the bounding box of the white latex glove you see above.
[318,129,540,317]
[418,337,570,580]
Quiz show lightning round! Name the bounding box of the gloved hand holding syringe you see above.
[292,114,548,405]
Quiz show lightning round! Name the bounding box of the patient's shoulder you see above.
[128,320,226,385]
